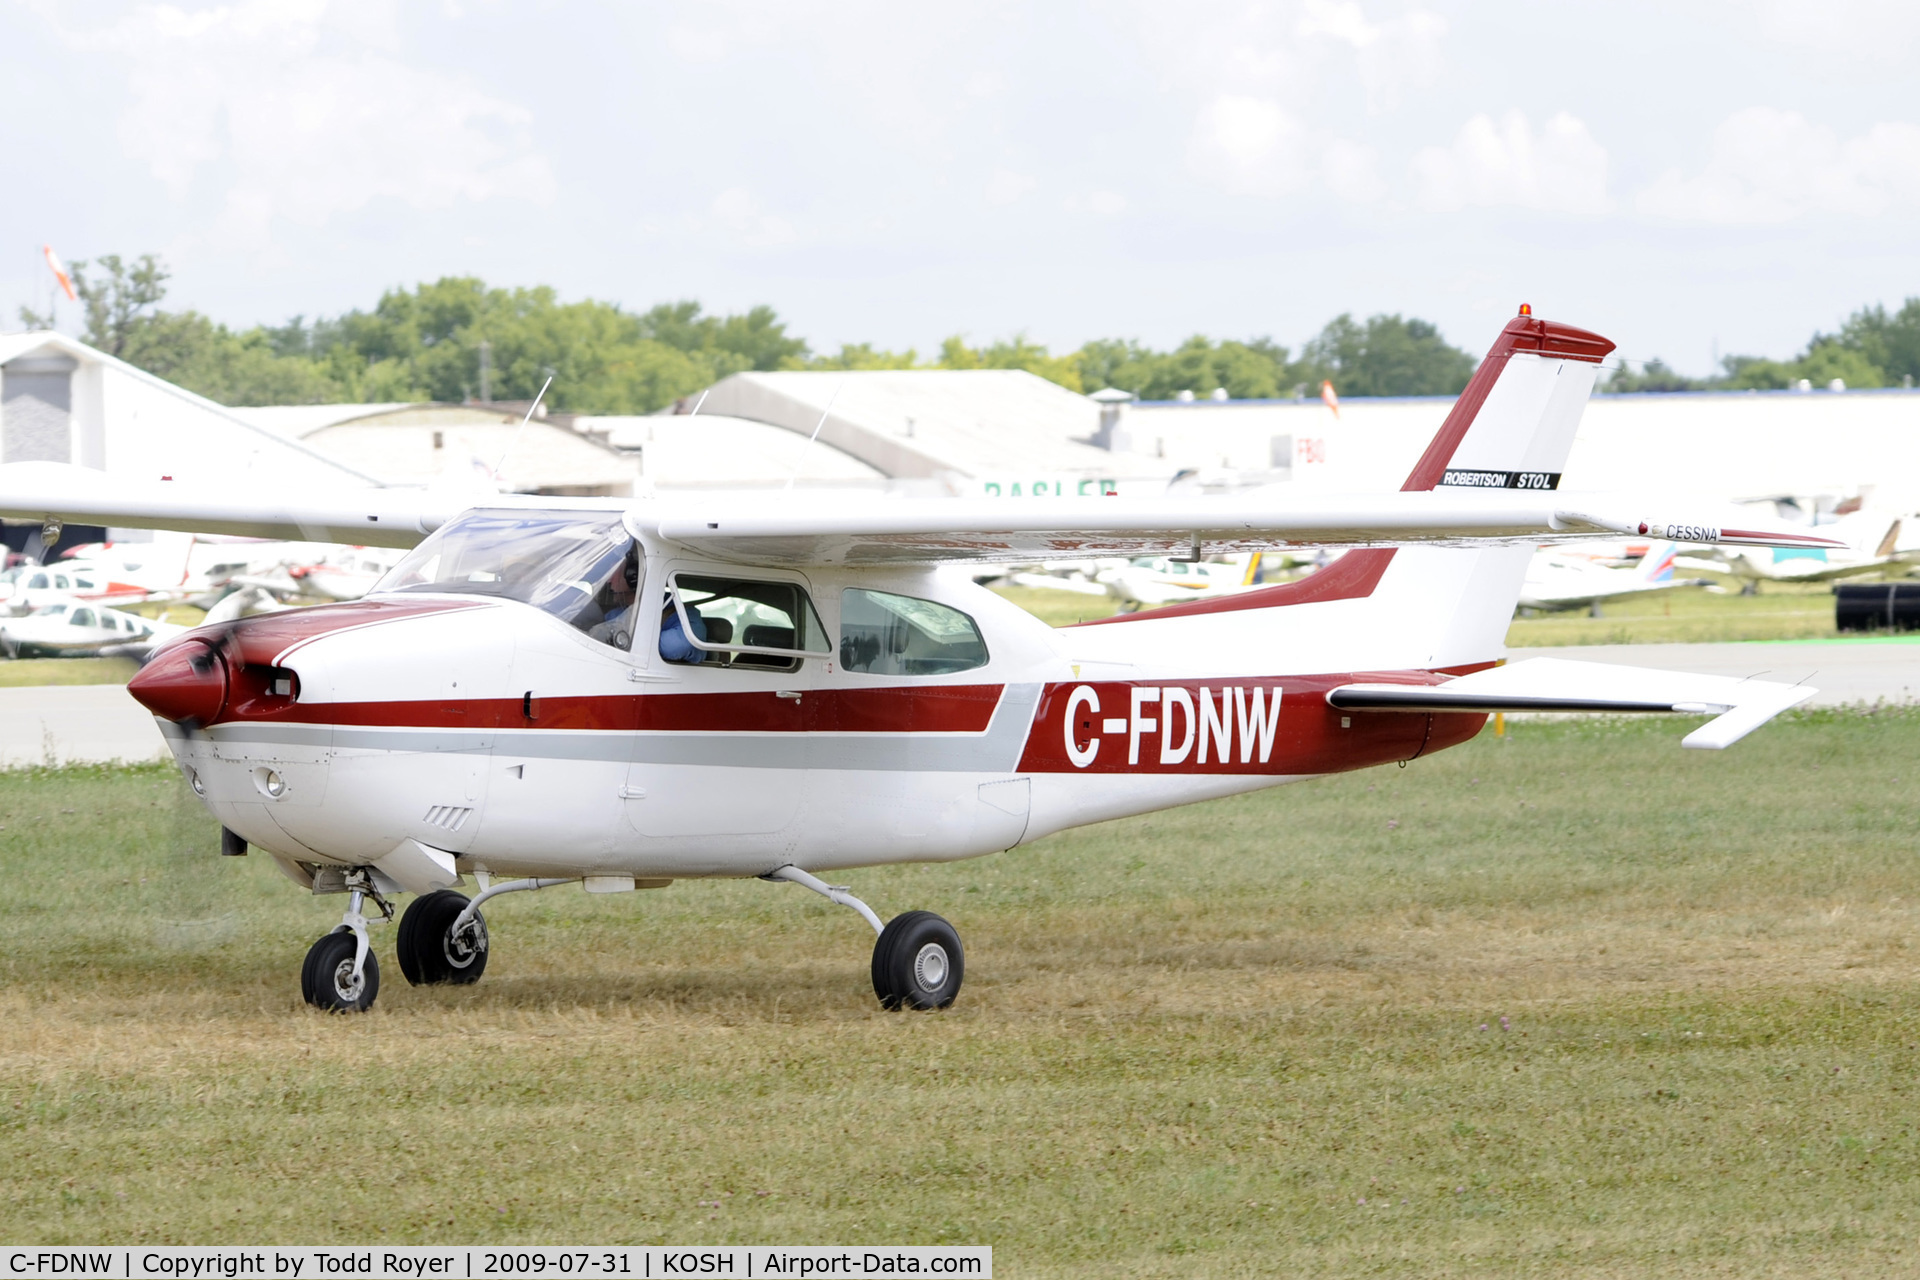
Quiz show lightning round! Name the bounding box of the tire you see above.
[396,889,489,986]
[302,930,379,1013]
[871,910,964,1011]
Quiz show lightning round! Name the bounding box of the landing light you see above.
[255,768,287,799]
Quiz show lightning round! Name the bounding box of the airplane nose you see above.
[129,639,230,725]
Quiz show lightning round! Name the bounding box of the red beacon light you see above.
[1518,303,1533,317]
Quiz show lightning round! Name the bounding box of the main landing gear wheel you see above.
[397,889,489,986]
[302,930,380,1013]
[872,910,964,1011]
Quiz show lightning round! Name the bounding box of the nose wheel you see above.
[301,929,381,1012]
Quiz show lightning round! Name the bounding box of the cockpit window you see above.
[373,508,639,649]
[840,589,989,676]
[664,575,831,671]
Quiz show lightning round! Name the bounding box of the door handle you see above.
[776,690,803,701]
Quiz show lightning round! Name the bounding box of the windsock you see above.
[1320,379,1340,418]
[43,245,76,302]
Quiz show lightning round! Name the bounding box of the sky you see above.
[2,0,1918,376]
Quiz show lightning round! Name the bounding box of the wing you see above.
[651,491,1847,567]
[1327,657,1815,749]
[0,462,1850,566]
[0,462,607,550]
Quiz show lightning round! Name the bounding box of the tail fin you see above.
[1072,310,1616,673]
[1633,542,1679,585]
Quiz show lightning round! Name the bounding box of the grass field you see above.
[0,656,140,687]
[6,709,1920,1273]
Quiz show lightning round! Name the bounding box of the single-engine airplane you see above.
[0,309,1847,1014]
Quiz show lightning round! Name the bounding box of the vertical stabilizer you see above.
[1070,310,1617,675]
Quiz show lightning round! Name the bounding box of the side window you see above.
[840,589,989,676]
[27,574,48,590]
[664,575,831,672]
[69,607,97,628]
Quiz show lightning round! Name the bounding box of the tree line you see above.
[1605,303,1920,393]
[21,254,1916,410]
[17,255,1477,411]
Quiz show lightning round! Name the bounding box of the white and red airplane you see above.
[0,310,1846,1015]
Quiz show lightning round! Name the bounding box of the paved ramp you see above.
[1515,638,1920,707]
[0,684,167,767]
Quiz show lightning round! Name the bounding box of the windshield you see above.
[373,508,636,633]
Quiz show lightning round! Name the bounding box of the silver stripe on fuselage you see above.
[191,683,1043,774]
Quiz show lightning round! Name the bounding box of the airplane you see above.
[1009,552,1282,610]
[0,561,152,615]
[1680,501,1920,589]
[0,308,1848,1016]
[1517,541,1706,613]
[0,600,186,659]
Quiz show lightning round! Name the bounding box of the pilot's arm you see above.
[658,607,708,663]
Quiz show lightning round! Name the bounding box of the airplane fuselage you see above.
[147,555,1481,886]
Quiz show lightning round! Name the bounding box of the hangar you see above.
[0,330,372,557]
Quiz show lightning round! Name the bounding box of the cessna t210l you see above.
[0,310,1846,1014]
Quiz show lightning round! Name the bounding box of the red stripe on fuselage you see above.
[1016,667,1491,775]
[1069,548,1396,626]
[212,682,1008,733]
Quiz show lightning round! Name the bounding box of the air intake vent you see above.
[423,805,473,832]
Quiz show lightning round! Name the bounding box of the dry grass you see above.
[5,711,1920,1275]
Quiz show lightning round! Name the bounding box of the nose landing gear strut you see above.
[301,871,392,1013]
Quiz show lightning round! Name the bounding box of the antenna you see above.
[783,380,843,491]
[492,374,554,488]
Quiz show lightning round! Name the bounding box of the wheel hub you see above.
[444,918,487,969]
[331,958,364,1002]
[913,942,949,991]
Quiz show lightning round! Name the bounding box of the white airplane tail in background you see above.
[1068,308,1616,675]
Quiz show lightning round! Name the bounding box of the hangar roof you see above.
[691,369,1156,480]
[572,414,886,488]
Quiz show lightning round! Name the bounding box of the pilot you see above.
[584,547,640,647]
[659,599,708,663]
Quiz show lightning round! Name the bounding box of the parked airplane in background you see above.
[1009,552,1281,611]
[0,601,185,659]
[0,309,1845,1017]
[0,561,150,615]
[1518,541,1703,612]
[1681,499,1919,588]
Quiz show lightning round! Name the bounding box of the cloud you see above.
[708,187,798,248]
[60,0,553,250]
[1188,95,1313,194]
[1749,0,1920,64]
[1188,94,1387,203]
[1636,107,1920,225]
[984,169,1038,207]
[1412,111,1610,214]
[1087,190,1129,217]
[1295,0,1447,112]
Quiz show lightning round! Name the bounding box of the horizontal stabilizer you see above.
[1327,657,1816,749]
